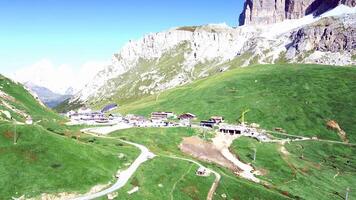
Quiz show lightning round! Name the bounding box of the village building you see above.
[126,115,148,127]
[66,110,76,118]
[101,103,118,113]
[219,124,246,135]
[25,117,33,125]
[178,113,196,127]
[219,123,270,141]
[150,112,176,127]
[256,134,268,141]
[151,120,166,127]
[78,107,92,115]
[196,166,210,176]
[109,114,122,121]
[66,107,125,125]
[91,112,105,120]
[151,112,169,121]
[210,116,224,124]
[178,113,196,120]
[200,120,216,128]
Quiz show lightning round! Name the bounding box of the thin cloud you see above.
[9,59,108,94]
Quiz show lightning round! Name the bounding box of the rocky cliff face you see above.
[286,15,356,59]
[71,24,258,104]
[239,0,355,25]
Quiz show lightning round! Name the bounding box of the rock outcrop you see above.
[286,15,356,59]
[71,24,257,103]
[239,0,356,26]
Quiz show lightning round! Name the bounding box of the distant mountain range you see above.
[24,82,72,108]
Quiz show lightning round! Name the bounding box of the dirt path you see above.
[170,164,193,200]
[163,155,221,200]
[267,130,356,146]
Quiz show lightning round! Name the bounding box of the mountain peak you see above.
[239,0,356,26]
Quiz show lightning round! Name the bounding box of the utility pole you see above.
[253,148,257,162]
[345,187,350,200]
[13,122,17,145]
[156,92,161,102]
[239,109,250,125]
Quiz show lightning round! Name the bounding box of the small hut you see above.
[25,117,33,125]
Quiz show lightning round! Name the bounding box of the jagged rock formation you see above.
[70,24,258,104]
[286,15,356,59]
[239,0,356,25]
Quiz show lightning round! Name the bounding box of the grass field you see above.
[0,121,139,199]
[0,75,60,122]
[114,156,215,200]
[118,64,356,142]
[231,137,356,199]
[109,128,291,200]
[2,62,356,200]
[1,74,143,198]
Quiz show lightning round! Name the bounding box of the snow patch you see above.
[321,5,356,18]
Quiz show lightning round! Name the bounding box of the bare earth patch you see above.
[179,136,241,173]
[327,120,349,143]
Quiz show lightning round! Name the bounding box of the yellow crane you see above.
[239,109,250,124]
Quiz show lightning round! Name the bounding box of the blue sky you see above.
[0,0,244,92]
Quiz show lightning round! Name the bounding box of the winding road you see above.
[72,126,221,200]
[72,128,156,200]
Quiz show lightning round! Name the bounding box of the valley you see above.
[1,0,355,200]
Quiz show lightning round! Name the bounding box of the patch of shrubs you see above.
[51,163,62,169]
[88,138,96,143]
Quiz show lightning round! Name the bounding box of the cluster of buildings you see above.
[66,104,120,125]
[124,112,196,127]
[199,116,224,128]
[218,123,269,141]
[198,115,269,141]
[67,106,269,141]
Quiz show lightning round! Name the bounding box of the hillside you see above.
[118,64,356,142]
[0,75,59,122]
[0,123,139,199]
[59,5,355,111]
[0,75,139,199]
[231,137,356,199]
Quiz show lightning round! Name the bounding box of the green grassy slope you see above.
[0,75,140,198]
[0,122,139,199]
[118,64,356,142]
[115,157,216,200]
[231,137,356,199]
[0,75,59,122]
